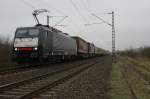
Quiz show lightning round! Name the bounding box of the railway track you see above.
[0,59,91,77]
[0,63,41,76]
[0,58,98,86]
[0,63,50,86]
[0,61,68,76]
[0,58,101,99]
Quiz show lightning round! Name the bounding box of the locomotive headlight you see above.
[14,48,18,51]
[34,47,38,50]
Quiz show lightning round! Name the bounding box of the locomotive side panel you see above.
[72,36,89,58]
[52,32,77,56]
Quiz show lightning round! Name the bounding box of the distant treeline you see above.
[118,47,150,58]
[0,36,12,55]
[0,36,14,68]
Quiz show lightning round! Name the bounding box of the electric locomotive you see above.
[12,25,77,62]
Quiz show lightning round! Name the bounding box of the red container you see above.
[72,36,89,54]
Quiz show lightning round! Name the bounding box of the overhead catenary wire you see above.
[92,13,112,26]
[85,0,92,12]
[77,0,110,47]
[36,0,66,16]
[53,16,68,27]
[76,0,91,24]
[19,0,36,9]
[18,0,110,50]
[18,0,67,28]
[37,0,85,34]
[81,0,112,49]
[68,0,111,49]
[68,0,89,24]
[32,0,76,28]
[80,0,111,49]
[68,0,95,41]
[81,0,89,12]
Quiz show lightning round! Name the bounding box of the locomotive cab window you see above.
[15,28,39,37]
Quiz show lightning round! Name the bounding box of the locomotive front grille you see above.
[13,49,38,58]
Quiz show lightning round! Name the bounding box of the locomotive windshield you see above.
[15,28,39,37]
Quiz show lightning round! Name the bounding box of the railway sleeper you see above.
[18,86,37,90]
[4,91,26,95]
[40,94,53,97]
[12,88,33,92]
[42,91,56,95]
[24,84,42,88]
[0,94,19,98]
[50,89,63,93]
[26,84,42,87]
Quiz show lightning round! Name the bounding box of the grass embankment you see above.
[127,57,150,83]
[108,57,150,99]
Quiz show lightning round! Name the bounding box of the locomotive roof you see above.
[17,24,62,33]
[72,36,88,43]
[16,25,71,38]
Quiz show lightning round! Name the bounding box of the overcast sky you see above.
[0,0,150,50]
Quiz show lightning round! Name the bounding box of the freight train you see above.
[12,9,108,63]
[12,24,107,62]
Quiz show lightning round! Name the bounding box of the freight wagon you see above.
[88,43,95,57]
[94,47,107,56]
[72,36,89,58]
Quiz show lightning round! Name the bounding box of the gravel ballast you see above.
[38,56,112,99]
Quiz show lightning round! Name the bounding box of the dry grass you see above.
[108,57,150,99]
[128,57,150,72]
[108,61,133,99]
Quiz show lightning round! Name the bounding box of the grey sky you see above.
[0,0,150,50]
